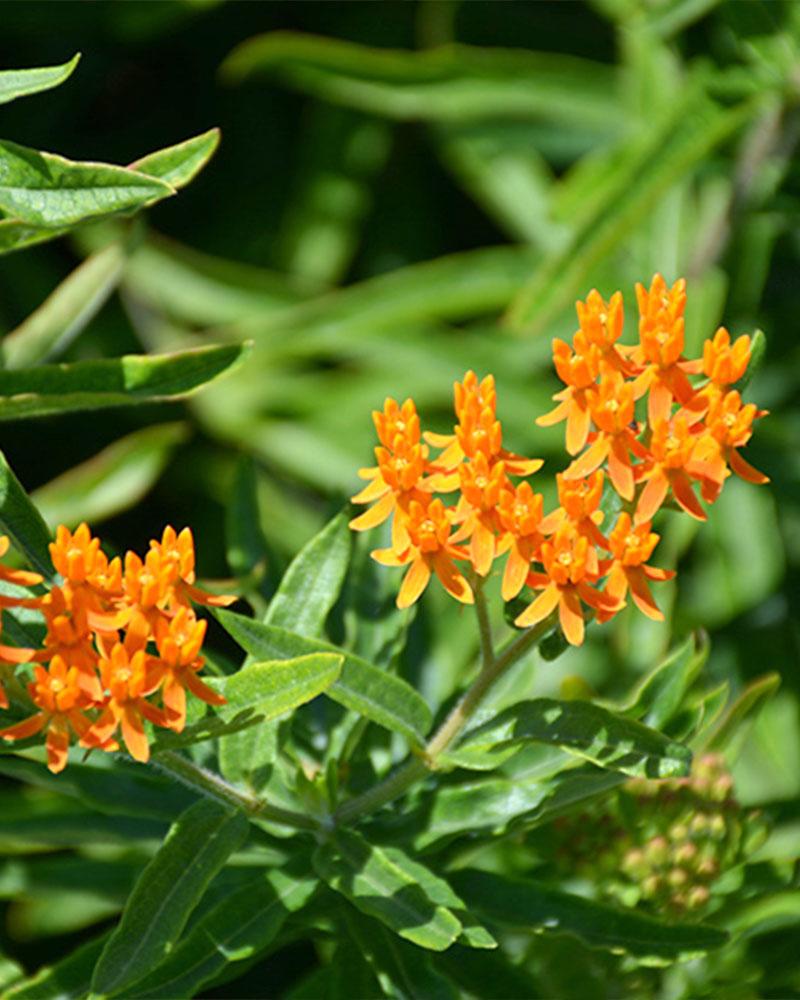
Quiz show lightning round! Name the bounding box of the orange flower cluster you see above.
[350,275,768,646]
[0,524,235,773]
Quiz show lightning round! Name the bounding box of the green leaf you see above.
[706,672,781,753]
[313,829,462,951]
[150,652,343,753]
[218,719,280,790]
[216,612,432,746]
[0,450,54,578]
[217,653,343,724]
[0,752,196,822]
[116,230,306,326]
[344,912,459,1000]
[225,456,270,583]
[415,774,551,847]
[128,128,221,191]
[7,931,107,999]
[449,870,728,961]
[0,54,80,106]
[0,342,251,421]
[459,698,692,778]
[0,140,174,228]
[32,423,187,530]
[619,631,710,731]
[436,945,541,1000]
[0,218,67,256]
[223,34,617,130]
[506,88,753,334]
[2,243,127,369]
[121,866,317,999]
[264,510,351,638]
[90,799,248,996]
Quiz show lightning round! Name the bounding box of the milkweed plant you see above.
[0,40,791,1000]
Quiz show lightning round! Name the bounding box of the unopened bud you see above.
[645,835,669,865]
[669,822,689,842]
[710,774,733,802]
[674,841,698,866]
[709,814,727,839]
[641,874,661,898]
[667,867,689,888]
[686,885,711,910]
[696,857,719,880]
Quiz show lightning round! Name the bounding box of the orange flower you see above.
[603,514,674,621]
[82,617,166,763]
[537,334,601,455]
[427,371,542,478]
[151,526,237,609]
[515,523,619,645]
[0,535,43,599]
[703,327,751,386]
[0,656,95,773]
[689,390,769,502]
[635,417,706,524]
[372,498,473,609]
[540,471,608,572]
[38,585,102,699]
[351,398,431,545]
[632,274,698,425]
[152,609,225,732]
[575,288,632,374]
[451,453,509,576]
[497,482,545,601]
[563,373,647,501]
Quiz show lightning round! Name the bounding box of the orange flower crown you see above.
[0,524,236,773]
[350,275,768,646]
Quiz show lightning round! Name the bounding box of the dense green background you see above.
[1,1,799,996]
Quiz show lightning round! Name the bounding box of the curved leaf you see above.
[90,799,248,996]
[2,243,127,369]
[216,611,432,746]
[264,510,351,638]
[450,870,728,961]
[313,829,462,951]
[0,140,174,228]
[459,698,692,778]
[121,867,317,999]
[0,450,54,578]
[218,652,343,724]
[0,342,251,421]
[0,54,80,106]
[129,128,221,191]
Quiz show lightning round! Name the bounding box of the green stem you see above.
[152,750,318,831]
[335,610,556,827]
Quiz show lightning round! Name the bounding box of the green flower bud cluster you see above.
[546,754,767,920]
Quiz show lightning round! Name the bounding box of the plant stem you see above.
[335,610,556,827]
[152,750,318,831]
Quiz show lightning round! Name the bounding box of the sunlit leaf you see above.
[0,342,251,421]
[128,128,221,191]
[0,54,80,106]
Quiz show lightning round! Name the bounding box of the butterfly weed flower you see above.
[349,274,769,646]
[0,525,237,772]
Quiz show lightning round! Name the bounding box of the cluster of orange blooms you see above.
[350,275,768,646]
[0,525,235,773]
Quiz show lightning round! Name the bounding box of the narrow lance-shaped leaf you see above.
[128,128,221,192]
[0,140,175,228]
[345,911,459,1000]
[506,88,754,334]
[90,799,249,997]
[450,870,728,961]
[150,653,343,753]
[120,866,317,999]
[0,54,80,106]
[216,611,432,746]
[313,829,463,952]
[0,342,251,421]
[2,243,128,369]
[0,451,54,579]
[31,423,188,531]
[264,509,351,638]
[6,930,108,1000]
[0,218,68,256]
[458,698,692,778]
[223,34,617,129]
[705,672,781,754]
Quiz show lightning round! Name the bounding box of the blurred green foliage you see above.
[1,1,799,997]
